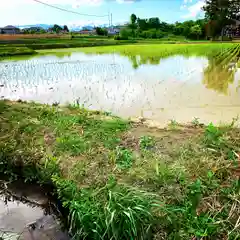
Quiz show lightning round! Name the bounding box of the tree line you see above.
[118,14,206,40]
[22,24,69,34]
[117,0,240,40]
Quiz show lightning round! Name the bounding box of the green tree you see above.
[203,0,240,20]
[130,13,137,24]
[195,18,208,38]
[125,13,213,40]
[95,27,107,36]
[40,29,46,34]
[63,25,69,32]
[119,28,129,40]
[203,0,240,37]
[29,30,36,34]
[173,23,184,35]
[52,24,63,33]
[190,24,202,39]
[129,14,137,36]
[181,20,195,37]
[137,18,148,31]
[147,17,160,30]
[128,23,137,37]
[159,21,172,32]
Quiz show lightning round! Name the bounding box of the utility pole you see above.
[111,13,113,29]
[108,10,111,28]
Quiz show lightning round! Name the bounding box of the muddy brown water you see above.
[0,50,240,127]
[0,180,70,240]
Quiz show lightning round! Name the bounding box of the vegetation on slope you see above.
[0,100,239,239]
[0,46,36,57]
[0,37,138,56]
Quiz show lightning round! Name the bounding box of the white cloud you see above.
[0,0,137,9]
[67,19,105,27]
[116,0,137,3]
[181,0,205,19]
[0,0,100,10]
[0,0,137,27]
[69,0,103,8]
[66,18,127,29]
[180,4,187,10]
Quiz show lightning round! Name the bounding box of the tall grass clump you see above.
[53,176,156,240]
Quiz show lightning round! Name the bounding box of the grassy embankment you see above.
[1,100,239,239]
[0,34,136,57]
[77,42,238,55]
[40,42,237,57]
[0,46,36,57]
[0,33,213,57]
[0,32,238,57]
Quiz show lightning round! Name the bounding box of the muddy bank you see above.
[0,180,70,240]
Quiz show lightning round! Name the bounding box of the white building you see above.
[107,28,120,35]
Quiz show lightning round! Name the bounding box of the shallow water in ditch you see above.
[0,49,240,126]
[0,180,69,240]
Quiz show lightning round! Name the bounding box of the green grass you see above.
[0,33,237,58]
[76,42,237,57]
[0,100,240,239]
[0,34,233,57]
[0,36,137,56]
[38,42,239,69]
[0,46,36,57]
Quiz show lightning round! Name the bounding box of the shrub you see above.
[114,35,121,40]
[139,29,165,39]
[204,123,225,149]
[218,36,232,41]
[139,136,155,150]
[115,147,134,169]
[119,29,129,40]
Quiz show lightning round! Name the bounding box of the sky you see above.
[0,0,205,28]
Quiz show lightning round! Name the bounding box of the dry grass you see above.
[0,34,70,40]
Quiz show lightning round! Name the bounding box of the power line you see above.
[32,0,109,18]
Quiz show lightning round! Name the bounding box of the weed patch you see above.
[115,147,134,170]
[139,135,155,150]
[0,100,240,239]
[53,176,156,240]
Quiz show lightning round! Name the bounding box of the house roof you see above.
[3,25,19,29]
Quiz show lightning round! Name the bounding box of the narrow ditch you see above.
[0,178,70,240]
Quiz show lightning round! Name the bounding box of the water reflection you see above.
[128,55,161,69]
[203,54,239,94]
[123,50,240,95]
[0,48,240,126]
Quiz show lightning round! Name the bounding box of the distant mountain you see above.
[18,24,93,31]
[69,23,109,31]
[17,22,124,31]
[18,24,53,30]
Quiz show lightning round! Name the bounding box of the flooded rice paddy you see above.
[1,44,240,126]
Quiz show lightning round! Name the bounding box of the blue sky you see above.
[0,0,205,28]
